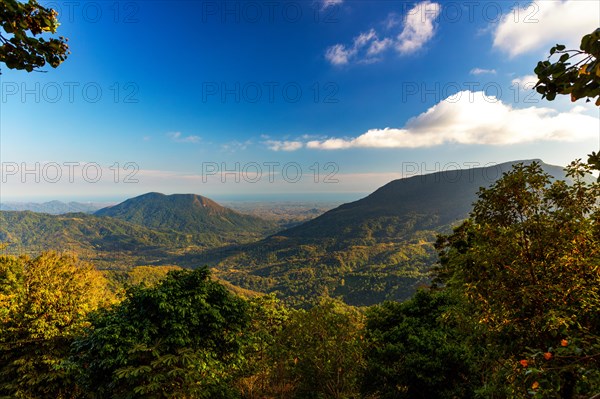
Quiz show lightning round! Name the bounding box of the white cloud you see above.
[264,140,304,151]
[493,0,600,57]
[325,44,354,66]
[470,68,497,75]
[325,29,392,65]
[325,1,440,65]
[167,132,201,144]
[384,13,402,30]
[306,91,598,149]
[368,37,393,56]
[321,0,342,9]
[300,134,322,140]
[354,29,377,47]
[511,74,539,90]
[395,1,441,54]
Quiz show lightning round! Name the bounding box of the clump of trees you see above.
[363,289,477,399]
[436,160,600,398]
[73,268,250,398]
[0,255,370,398]
[0,252,112,398]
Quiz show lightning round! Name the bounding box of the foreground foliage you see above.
[437,161,600,398]
[363,289,476,399]
[534,28,600,177]
[534,28,600,106]
[0,252,111,398]
[0,0,69,72]
[74,268,250,398]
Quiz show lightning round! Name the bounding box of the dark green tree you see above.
[73,268,250,398]
[436,161,600,398]
[533,28,600,174]
[362,289,477,399]
[0,0,69,72]
[534,28,600,105]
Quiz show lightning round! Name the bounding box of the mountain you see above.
[0,200,108,214]
[205,160,577,306]
[279,159,572,241]
[95,193,278,237]
[0,194,277,270]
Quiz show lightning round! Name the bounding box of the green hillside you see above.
[95,192,278,237]
[95,193,277,239]
[0,211,229,269]
[206,160,577,306]
[281,159,573,240]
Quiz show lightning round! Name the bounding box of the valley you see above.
[0,159,576,306]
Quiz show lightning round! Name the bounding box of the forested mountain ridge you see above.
[206,160,582,305]
[0,211,207,268]
[95,192,278,236]
[280,159,576,240]
[0,194,277,269]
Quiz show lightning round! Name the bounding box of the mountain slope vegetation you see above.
[95,192,277,237]
[0,211,203,268]
[204,160,579,305]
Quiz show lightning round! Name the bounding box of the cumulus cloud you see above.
[264,140,304,151]
[325,44,354,66]
[493,0,600,57]
[395,1,441,54]
[325,1,440,65]
[167,132,201,143]
[470,68,497,75]
[367,37,393,56]
[305,91,598,149]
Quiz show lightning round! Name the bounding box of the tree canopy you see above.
[363,289,476,399]
[0,252,112,398]
[534,28,600,106]
[73,268,250,398]
[0,0,69,72]
[534,29,600,174]
[436,161,600,398]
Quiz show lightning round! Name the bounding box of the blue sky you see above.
[0,0,598,201]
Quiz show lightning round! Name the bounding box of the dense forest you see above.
[1,161,599,398]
